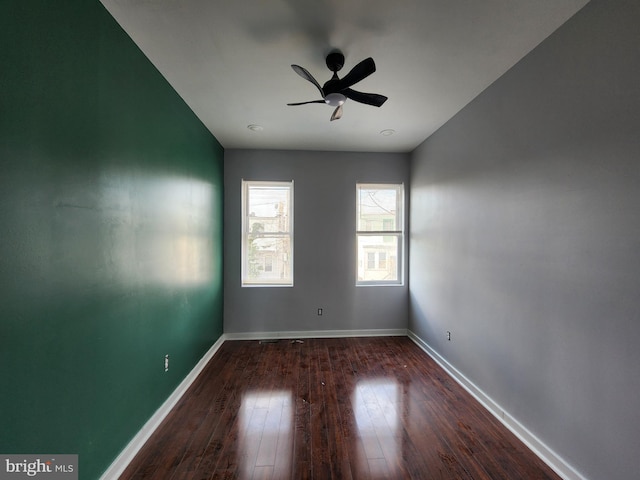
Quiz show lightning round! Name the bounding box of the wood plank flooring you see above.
[120,337,560,479]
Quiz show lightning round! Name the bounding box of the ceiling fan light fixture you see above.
[324,93,346,107]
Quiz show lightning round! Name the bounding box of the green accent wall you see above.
[0,1,224,478]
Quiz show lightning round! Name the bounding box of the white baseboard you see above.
[407,330,586,480]
[99,334,228,480]
[224,328,408,341]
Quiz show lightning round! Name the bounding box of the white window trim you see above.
[356,183,404,286]
[241,180,294,287]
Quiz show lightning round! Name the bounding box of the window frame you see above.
[356,183,404,286]
[241,180,294,287]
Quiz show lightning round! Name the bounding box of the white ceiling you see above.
[100,0,588,153]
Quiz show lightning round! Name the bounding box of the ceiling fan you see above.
[287,50,388,121]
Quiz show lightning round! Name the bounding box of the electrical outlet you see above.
[164,354,169,372]
[317,308,323,316]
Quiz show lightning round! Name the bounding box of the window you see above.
[242,180,293,286]
[264,256,273,272]
[378,252,387,269]
[367,252,376,269]
[356,183,404,285]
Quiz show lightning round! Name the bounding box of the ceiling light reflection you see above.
[239,390,293,478]
[354,379,400,478]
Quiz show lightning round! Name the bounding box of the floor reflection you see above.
[354,379,401,478]
[239,389,293,479]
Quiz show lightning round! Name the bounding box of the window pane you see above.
[357,186,399,231]
[245,235,291,284]
[247,185,291,233]
[357,235,398,282]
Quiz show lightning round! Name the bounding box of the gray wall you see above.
[409,1,640,479]
[224,149,409,334]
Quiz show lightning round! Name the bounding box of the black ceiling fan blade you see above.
[287,100,325,106]
[336,57,376,90]
[291,65,325,97]
[343,88,388,107]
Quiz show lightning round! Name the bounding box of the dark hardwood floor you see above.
[121,337,560,479]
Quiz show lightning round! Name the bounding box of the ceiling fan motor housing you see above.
[326,51,345,72]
